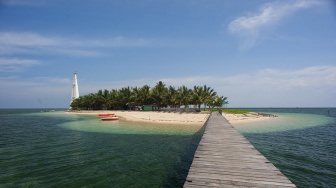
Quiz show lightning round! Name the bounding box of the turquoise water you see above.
[59,113,201,136]
[234,112,335,133]
[235,108,336,188]
[1,108,335,187]
[0,109,204,187]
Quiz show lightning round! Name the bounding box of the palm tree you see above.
[202,85,217,111]
[100,89,110,109]
[92,93,105,110]
[70,97,80,110]
[70,83,225,112]
[214,96,228,108]
[109,89,119,109]
[165,86,177,108]
[118,87,132,109]
[130,87,141,107]
[103,89,115,110]
[140,85,152,105]
[152,81,167,109]
[177,85,191,109]
[192,86,203,111]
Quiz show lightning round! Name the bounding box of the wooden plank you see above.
[184,113,296,188]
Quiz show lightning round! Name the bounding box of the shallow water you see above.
[0,109,204,187]
[1,108,335,188]
[235,108,336,188]
[59,113,202,136]
[234,112,335,133]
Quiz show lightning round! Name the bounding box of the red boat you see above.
[101,116,119,121]
[97,113,114,116]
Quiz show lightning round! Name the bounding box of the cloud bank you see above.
[2,65,334,108]
[0,58,40,72]
[2,0,49,6]
[0,32,153,57]
[160,65,336,107]
[0,32,155,73]
[228,0,322,49]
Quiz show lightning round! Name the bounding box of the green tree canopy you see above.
[70,81,228,111]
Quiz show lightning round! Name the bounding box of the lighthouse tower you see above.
[70,71,79,107]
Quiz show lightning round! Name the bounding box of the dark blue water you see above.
[238,108,336,188]
[0,109,204,187]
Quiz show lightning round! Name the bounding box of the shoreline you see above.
[66,110,210,125]
[223,112,278,125]
[66,110,277,125]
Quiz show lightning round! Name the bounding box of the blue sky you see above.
[0,0,335,108]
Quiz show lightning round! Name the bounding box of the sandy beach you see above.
[67,110,210,125]
[66,110,277,125]
[222,112,277,125]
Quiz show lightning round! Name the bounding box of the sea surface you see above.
[0,109,204,187]
[0,108,335,187]
[234,108,336,188]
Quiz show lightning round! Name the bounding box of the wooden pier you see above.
[184,113,296,187]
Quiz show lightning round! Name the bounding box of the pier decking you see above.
[184,113,296,187]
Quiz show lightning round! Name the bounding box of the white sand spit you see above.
[223,112,277,125]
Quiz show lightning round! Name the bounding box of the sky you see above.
[0,0,336,108]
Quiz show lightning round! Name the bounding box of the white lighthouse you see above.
[70,71,79,107]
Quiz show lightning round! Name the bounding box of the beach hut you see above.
[143,105,153,111]
[143,104,158,111]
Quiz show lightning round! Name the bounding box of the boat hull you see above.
[101,117,119,121]
[97,113,115,116]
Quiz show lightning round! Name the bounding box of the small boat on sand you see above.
[101,116,119,121]
[97,113,114,116]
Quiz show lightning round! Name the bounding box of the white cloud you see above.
[0,76,72,108]
[2,0,49,6]
[31,77,72,84]
[0,32,61,47]
[223,66,336,107]
[0,65,335,108]
[154,65,336,107]
[219,65,336,91]
[0,32,154,57]
[160,76,215,87]
[123,65,336,92]
[0,76,72,87]
[228,0,323,49]
[0,58,40,72]
[90,37,151,48]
